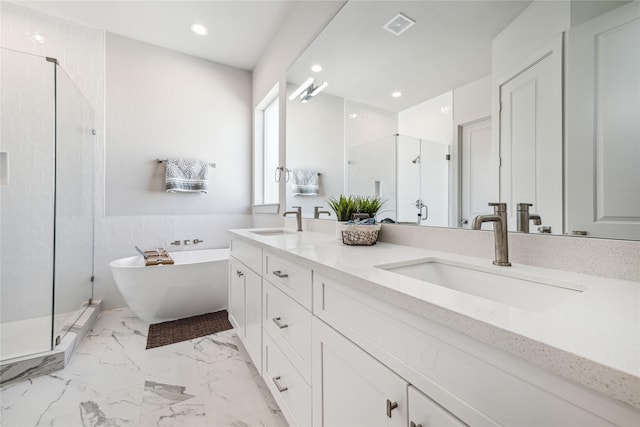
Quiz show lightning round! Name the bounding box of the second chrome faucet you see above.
[472,202,511,266]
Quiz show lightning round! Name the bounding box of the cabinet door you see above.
[228,257,245,333]
[312,318,407,427]
[244,266,262,373]
[408,386,466,427]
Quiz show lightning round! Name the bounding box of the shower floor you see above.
[1,312,76,361]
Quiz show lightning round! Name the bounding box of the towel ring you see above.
[275,166,290,183]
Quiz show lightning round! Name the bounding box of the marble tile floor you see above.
[0,307,288,427]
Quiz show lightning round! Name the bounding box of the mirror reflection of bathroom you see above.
[286,0,640,240]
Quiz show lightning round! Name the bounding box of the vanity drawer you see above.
[263,280,312,382]
[263,251,312,310]
[263,329,312,427]
[313,272,622,427]
[230,238,262,274]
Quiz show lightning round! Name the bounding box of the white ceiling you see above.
[17,0,299,70]
[288,1,531,112]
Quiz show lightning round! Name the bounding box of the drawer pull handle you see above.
[272,317,289,329]
[272,376,288,393]
[386,399,398,418]
[410,422,423,427]
[272,270,289,278]
[236,270,244,277]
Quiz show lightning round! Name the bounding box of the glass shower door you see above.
[0,48,56,359]
[53,65,95,344]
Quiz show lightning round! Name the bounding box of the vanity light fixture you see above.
[288,77,315,100]
[309,81,328,97]
[311,64,323,72]
[392,91,403,98]
[292,79,328,103]
[190,23,208,35]
[383,13,415,36]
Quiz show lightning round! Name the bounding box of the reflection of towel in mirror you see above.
[290,169,319,196]
[165,159,209,193]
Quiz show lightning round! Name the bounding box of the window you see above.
[263,98,279,204]
[254,84,280,206]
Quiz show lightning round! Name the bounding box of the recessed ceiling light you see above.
[311,64,322,73]
[190,23,208,36]
[29,33,45,44]
[349,113,358,119]
[392,91,403,98]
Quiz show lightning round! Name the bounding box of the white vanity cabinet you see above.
[229,239,263,373]
[408,386,467,427]
[312,317,407,427]
[229,231,639,427]
[313,272,633,426]
[261,250,313,427]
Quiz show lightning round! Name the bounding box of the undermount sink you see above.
[249,229,295,236]
[377,259,586,311]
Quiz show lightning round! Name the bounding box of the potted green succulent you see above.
[354,195,384,219]
[327,195,359,222]
[328,195,385,241]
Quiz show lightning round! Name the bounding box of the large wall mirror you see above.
[285,0,639,241]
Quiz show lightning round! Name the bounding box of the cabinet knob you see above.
[272,317,289,329]
[410,422,423,427]
[272,376,288,393]
[386,399,398,418]
[236,270,244,277]
[272,270,289,278]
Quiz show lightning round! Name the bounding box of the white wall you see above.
[398,91,453,144]
[492,0,570,79]
[105,33,251,216]
[286,86,344,218]
[344,100,398,149]
[453,75,492,124]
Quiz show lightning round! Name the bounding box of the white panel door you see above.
[566,2,640,240]
[498,37,563,234]
[460,117,494,229]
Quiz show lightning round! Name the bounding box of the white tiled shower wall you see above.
[1,3,251,310]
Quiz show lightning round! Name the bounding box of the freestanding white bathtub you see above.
[109,248,229,323]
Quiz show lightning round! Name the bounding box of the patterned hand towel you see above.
[290,169,319,196]
[165,159,209,193]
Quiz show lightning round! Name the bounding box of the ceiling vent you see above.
[383,13,415,36]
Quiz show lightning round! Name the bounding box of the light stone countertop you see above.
[228,228,640,410]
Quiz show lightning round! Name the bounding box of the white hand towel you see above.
[165,159,209,194]
[290,169,319,196]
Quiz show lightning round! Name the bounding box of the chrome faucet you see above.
[472,202,511,266]
[313,206,331,219]
[516,203,542,233]
[283,206,303,231]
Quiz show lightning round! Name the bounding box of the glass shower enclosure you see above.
[348,134,450,226]
[0,47,95,362]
